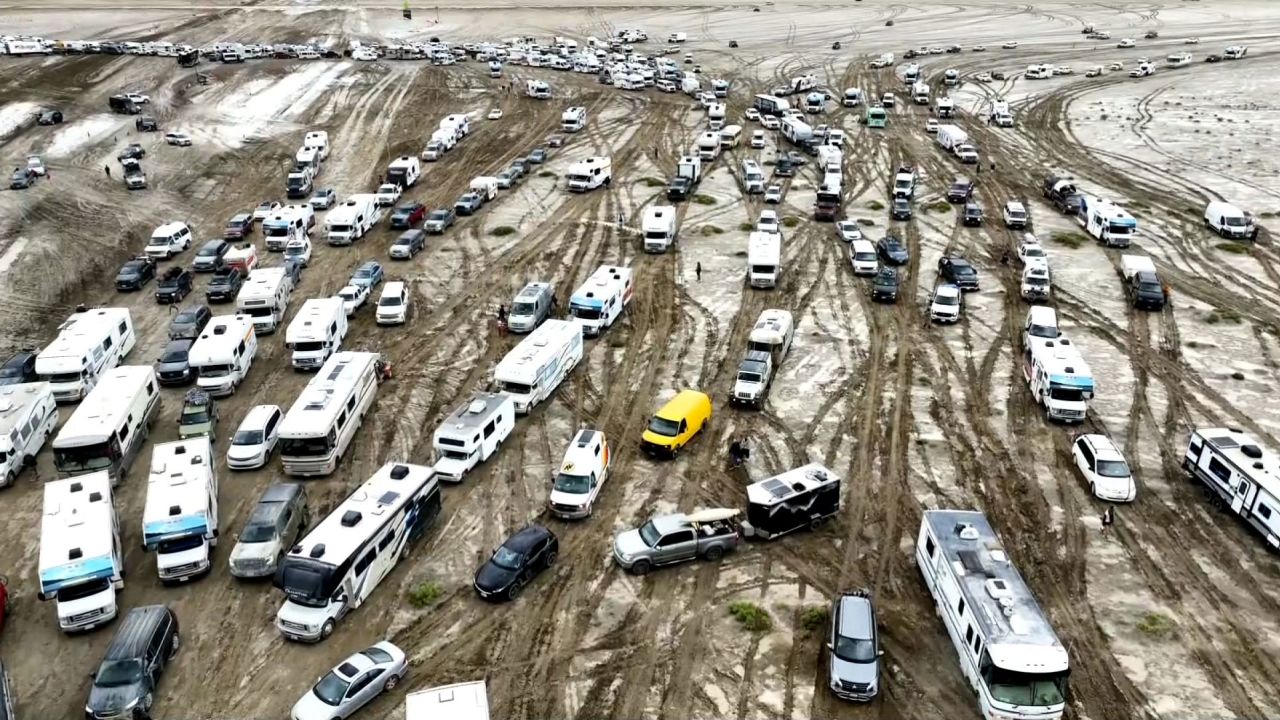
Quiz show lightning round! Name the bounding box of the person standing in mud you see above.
[1101,506,1115,538]
[496,303,508,336]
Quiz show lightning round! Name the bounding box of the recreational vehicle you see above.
[748,232,782,288]
[780,116,813,146]
[842,88,863,107]
[752,94,790,116]
[39,472,124,632]
[275,462,441,642]
[1080,197,1137,247]
[325,194,380,245]
[236,267,293,333]
[431,393,515,482]
[570,265,634,336]
[740,464,841,539]
[561,105,587,132]
[406,681,489,720]
[142,438,218,583]
[36,308,136,402]
[916,510,1070,720]
[748,309,795,359]
[188,314,258,396]
[263,211,308,252]
[1183,428,1280,549]
[565,157,611,192]
[526,79,551,98]
[1023,335,1094,423]
[507,282,556,333]
[285,297,348,370]
[912,81,929,104]
[642,206,679,253]
[494,319,584,413]
[742,159,765,194]
[386,155,421,188]
[1165,52,1192,68]
[52,366,160,483]
[277,351,380,477]
[0,382,58,486]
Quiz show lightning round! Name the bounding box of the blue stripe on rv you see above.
[39,554,116,593]
[1048,374,1094,392]
[143,513,209,545]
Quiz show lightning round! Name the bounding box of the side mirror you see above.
[825,642,834,651]
[878,649,885,657]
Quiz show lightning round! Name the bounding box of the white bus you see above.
[142,437,219,583]
[275,461,442,642]
[35,307,136,402]
[916,510,1069,720]
[188,314,258,396]
[278,351,380,477]
[39,471,124,633]
[52,366,160,483]
[494,319,584,414]
[569,265,634,336]
[237,267,293,333]
[0,382,58,486]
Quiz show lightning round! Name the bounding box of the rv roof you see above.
[0,382,52,437]
[405,681,490,720]
[1198,428,1280,497]
[54,366,154,449]
[38,308,131,363]
[494,319,581,386]
[143,438,214,535]
[515,282,551,301]
[749,309,793,345]
[923,510,1067,664]
[39,472,115,584]
[746,463,840,505]
[434,393,512,441]
[286,298,344,343]
[278,352,380,439]
[570,265,632,308]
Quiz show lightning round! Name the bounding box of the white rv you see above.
[565,157,611,192]
[642,205,679,253]
[1224,45,1248,60]
[36,308,136,402]
[1081,197,1137,247]
[142,438,218,583]
[285,297,348,370]
[912,80,930,104]
[325,194,380,245]
[52,366,160,483]
[387,155,422,188]
[569,265,634,336]
[1204,201,1253,239]
[494,319,584,413]
[990,101,1014,127]
[188,314,258,396]
[39,472,124,633]
[916,511,1069,720]
[1023,335,1094,423]
[278,351,380,477]
[748,232,782,289]
[1025,64,1054,79]
[841,87,863,107]
[1183,428,1280,549]
[236,267,293,333]
[526,79,551,99]
[1165,52,1192,68]
[748,309,795,359]
[303,130,330,160]
[561,106,587,132]
[275,462,442,642]
[0,382,57,486]
[741,159,765,194]
[548,428,611,519]
[431,393,515,482]
[263,209,309,252]
[780,115,813,146]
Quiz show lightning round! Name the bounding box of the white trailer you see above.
[326,194,380,245]
[642,205,679,253]
[387,155,421,188]
[188,314,257,397]
[52,366,160,484]
[431,393,516,482]
[406,681,490,720]
[1183,428,1280,549]
[0,382,57,486]
[236,267,293,333]
[1023,335,1093,423]
[142,437,218,583]
[39,472,124,633]
[286,297,348,370]
[494,319,584,413]
[912,80,930,104]
[780,116,812,146]
[1119,254,1157,281]
[748,232,782,289]
[36,308,136,402]
[936,125,969,154]
[569,265,634,336]
[565,157,611,192]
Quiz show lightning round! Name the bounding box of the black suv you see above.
[115,256,157,291]
[85,605,179,720]
[947,177,975,203]
[135,115,159,132]
[206,267,243,303]
[117,144,146,161]
[938,256,980,291]
[891,197,912,221]
[667,176,693,201]
[168,304,211,340]
[155,267,194,304]
[962,202,984,226]
[155,339,195,386]
[870,267,899,304]
[0,350,38,386]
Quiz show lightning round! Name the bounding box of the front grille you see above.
[234,558,267,571]
[840,681,870,693]
[552,503,581,513]
[70,608,104,623]
[280,620,310,632]
[161,561,200,577]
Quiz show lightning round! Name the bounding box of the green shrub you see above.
[537,170,555,178]
[729,601,773,633]
[799,605,830,633]
[1136,612,1177,639]
[490,226,516,237]
[693,194,717,205]
[738,221,754,231]
[865,200,884,211]
[701,225,723,236]
[781,216,800,228]
[641,177,665,187]
[926,201,953,213]
[1206,308,1242,325]
[407,581,442,608]
[1050,232,1087,249]
[1215,242,1249,254]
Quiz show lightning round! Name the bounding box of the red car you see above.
[389,202,427,230]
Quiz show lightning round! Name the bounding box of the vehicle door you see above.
[1231,478,1251,514]
[655,529,697,564]
[264,409,282,451]
[1074,439,1095,479]
[677,418,689,444]
[145,616,167,679]
[344,668,386,713]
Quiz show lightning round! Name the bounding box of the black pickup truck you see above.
[206,266,243,303]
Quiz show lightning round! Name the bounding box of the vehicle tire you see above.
[704,545,724,561]
[631,560,651,575]
[545,549,558,567]
[138,693,153,718]
[507,578,524,601]
[170,632,181,658]
[383,673,401,692]
[1089,483,1096,499]
[320,619,335,639]
[3,471,14,488]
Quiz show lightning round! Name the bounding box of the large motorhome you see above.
[39,472,124,633]
[912,80,930,104]
[1023,335,1093,423]
[561,106,587,132]
[236,267,293,333]
[188,314,258,396]
[565,157,611,192]
[642,205,679,253]
[1183,428,1280,549]
[1080,196,1137,247]
[494,319,583,413]
[815,174,843,221]
[275,461,442,642]
[142,438,218,583]
[917,510,1069,720]
[278,351,380,477]
[741,159,765,194]
[36,308,136,402]
[431,393,516,482]
[0,382,58,486]
[569,265,634,337]
[325,194,381,245]
[52,366,160,483]
[747,232,782,288]
[263,209,309,252]
[285,297,348,370]
[406,681,490,720]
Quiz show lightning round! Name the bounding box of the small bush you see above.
[1136,612,1177,639]
[857,218,875,226]
[729,601,773,633]
[927,201,952,213]
[490,226,516,237]
[781,216,800,228]
[701,225,723,236]
[641,177,665,187]
[1206,308,1242,324]
[1050,232,1087,249]
[537,170,555,178]
[1215,242,1249,255]
[407,581,442,608]
[738,221,754,231]
[865,200,884,211]
[693,194,717,205]
[799,605,830,633]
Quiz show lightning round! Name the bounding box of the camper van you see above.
[748,309,795,359]
[278,351,380,476]
[842,88,863,107]
[642,205,679,253]
[1204,201,1254,239]
[719,124,743,149]
[325,194,380,245]
[740,464,841,539]
[990,100,1014,127]
[36,308,136,402]
[142,437,218,583]
[263,210,309,252]
[741,159,765,194]
[386,155,421,188]
[566,157,612,192]
[1024,335,1094,422]
[39,472,124,632]
[285,297,348,370]
[507,282,556,333]
[1183,428,1280,549]
[431,393,515,482]
[0,382,58,486]
[912,81,930,105]
[1081,196,1137,247]
[748,232,782,288]
[52,365,160,483]
[303,130,330,160]
[570,265,634,336]
[236,267,293,333]
[494,319,584,413]
[561,106,587,132]
[526,79,551,98]
[188,314,257,396]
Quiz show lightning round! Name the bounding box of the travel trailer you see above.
[52,366,160,483]
[0,382,58,486]
[39,472,124,632]
[740,464,841,539]
[493,319,584,413]
[569,265,634,336]
[142,438,218,583]
[431,393,515,482]
[1183,428,1280,549]
[386,155,422,188]
[36,308,136,402]
[278,351,380,477]
[236,267,293,333]
[285,298,347,370]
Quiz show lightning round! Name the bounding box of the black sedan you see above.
[0,351,38,386]
[870,267,899,303]
[389,202,427,229]
[876,235,909,265]
[37,110,64,125]
[115,256,157,291]
[117,144,146,161]
[474,524,558,602]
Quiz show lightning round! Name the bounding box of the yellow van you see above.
[641,389,712,458]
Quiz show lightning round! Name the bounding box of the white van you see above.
[642,205,678,253]
[0,382,58,486]
[375,281,410,325]
[751,129,766,149]
[144,222,194,259]
[1204,200,1253,239]
[548,428,611,519]
[189,314,257,396]
[719,124,742,149]
[431,393,515,482]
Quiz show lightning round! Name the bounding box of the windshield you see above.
[638,520,662,547]
[160,349,188,363]
[1024,247,1045,257]
[571,305,602,321]
[312,672,349,706]
[1027,277,1049,288]
[554,473,591,494]
[198,246,221,257]
[158,535,205,553]
[198,364,231,378]
[379,296,402,307]
[54,442,114,473]
[175,310,201,324]
[1107,222,1133,235]
[95,659,143,688]
[855,252,876,262]
[243,307,272,318]
[1096,459,1130,478]
[280,435,333,458]
[329,224,352,233]
[835,636,878,663]
[293,341,324,352]
[751,264,777,274]
[1225,217,1246,227]
[1138,281,1162,293]
[441,449,471,460]
[647,416,680,436]
[498,380,534,395]
[240,518,278,543]
[985,666,1068,707]
[44,371,83,384]
[58,576,110,601]
[935,293,959,306]
[1049,387,1086,402]
[738,371,763,384]
[512,302,536,315]
[491,546,523,570]
[233,429,264,445]
[429,212,449,221]
[0,364,23,378]
[1028,324,1056,338]
[182,407,211,424]
[284,245,306,256]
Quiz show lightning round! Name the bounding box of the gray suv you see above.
[827,589,882,702]
[85,605,179,720]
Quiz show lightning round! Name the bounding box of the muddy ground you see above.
[3,1,1280,719]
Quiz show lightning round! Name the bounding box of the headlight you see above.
[123,697,140,710]
[617,552,632,562]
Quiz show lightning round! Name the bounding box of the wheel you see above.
[631,559,651,575]
[704,545,724,561]
[320,619,335,639]
[383,673,401,692]
[1090,483,1097,499]
[507,578,525,601]
[169,632,181,658]
[545,549,558,567]
[3,471,14,488]
[809,516,826,531]
[671,444,680,459]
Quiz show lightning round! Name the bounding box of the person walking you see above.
[105,164,111,178]
[1250,223,1261,243]
[496,303,508,336]
[695,261,702,282]
[1101,506,1115,538]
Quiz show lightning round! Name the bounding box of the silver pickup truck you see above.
[613,508,741,575]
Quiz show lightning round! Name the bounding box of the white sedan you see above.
[1072,434,1136,502]
[975,72,992,83]
[487,108,504,120]
[745,107,760,121]
[291,642,408,720]
[1002,41,1019,49]
[1184,37,1200,45]
[1054,65,1074,75]
[972,45,987,52]
[338,284,370,315]
[763,185,783,204]
[835,221,862,243]
[164,131,192,146]
[761,114,780,130]
[125,92,151,104]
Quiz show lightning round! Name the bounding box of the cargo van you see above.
[548,428,611,519]
[1204,200,1253,239]
[640,389,712,458]
[507,282,555,333]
